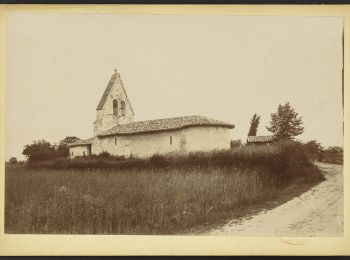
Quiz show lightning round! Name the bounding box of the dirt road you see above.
[206,162,343,236]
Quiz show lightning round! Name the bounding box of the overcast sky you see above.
[6,13,343,160]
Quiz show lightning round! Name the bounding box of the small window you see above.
[120,101,126,116]
[115,137,117,145]
[170,136,172,145]
[113,99,118,115]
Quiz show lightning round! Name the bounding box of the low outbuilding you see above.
[246,135,275,145]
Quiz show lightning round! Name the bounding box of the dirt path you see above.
[205,162,343,236]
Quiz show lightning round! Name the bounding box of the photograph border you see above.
[0,4,349,256]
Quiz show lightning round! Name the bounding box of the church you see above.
[68,71,235,158]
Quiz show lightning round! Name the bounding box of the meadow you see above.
[5,142,325,234]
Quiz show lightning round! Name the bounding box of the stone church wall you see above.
[69,145,91,158]
[181,126,230,153]
[97,128,183,158]
[95,126,231,158]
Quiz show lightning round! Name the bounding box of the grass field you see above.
[5,142,325,234]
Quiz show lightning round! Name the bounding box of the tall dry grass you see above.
[5,141,324,234]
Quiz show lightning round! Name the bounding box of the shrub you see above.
[27,140,324,185]
[302,140,324,162]
[22,140,58,163]
[9,157,17,165]
[98,151,111,158]
[230,139,242,149]
[301,141,343,165]
[322,146,343,165]
[22,137,82,163]
[149,154,168,167]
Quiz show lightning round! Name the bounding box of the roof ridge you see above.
[107,115,212,127]
[98,115,235,137]
[247,135,275,138]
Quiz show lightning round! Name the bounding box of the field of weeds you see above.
[5,141,324,234]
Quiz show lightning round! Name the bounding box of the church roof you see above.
[247,135,275,143]
[98,115,235,137]
[96,72,134,114]
[68,138,93,147]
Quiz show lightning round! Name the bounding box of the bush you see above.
[322,146,343,165]
[22,137,81,163]
[22,140,58,163]
[230,139,242,149]
[149,154,168,167]
[9,157,17,165]
[98,151,112,158]
[27,140,324,185]
[301,141,343,165]
[302,140,324,162]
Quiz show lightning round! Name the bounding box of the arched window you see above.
[113,99,118,115]
[120,101,126,116]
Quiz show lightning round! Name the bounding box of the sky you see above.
[5,13,343,160]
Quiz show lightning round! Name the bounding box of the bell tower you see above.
[93,70,135,136]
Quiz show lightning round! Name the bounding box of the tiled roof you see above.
[98,115,235,137]
[247,135,275,143]
[96,73,134,114]
[68,138,93,147]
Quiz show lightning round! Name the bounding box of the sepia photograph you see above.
[3,8,345,242]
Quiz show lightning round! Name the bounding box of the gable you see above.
[96,73,134,115]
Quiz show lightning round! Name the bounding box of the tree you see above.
[57,136,81,157]
[248,113,260,136]
[22,140,57,163]
[9,157,17,164]
[266,102,304,140]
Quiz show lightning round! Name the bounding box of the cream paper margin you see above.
[0,4,348,256]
